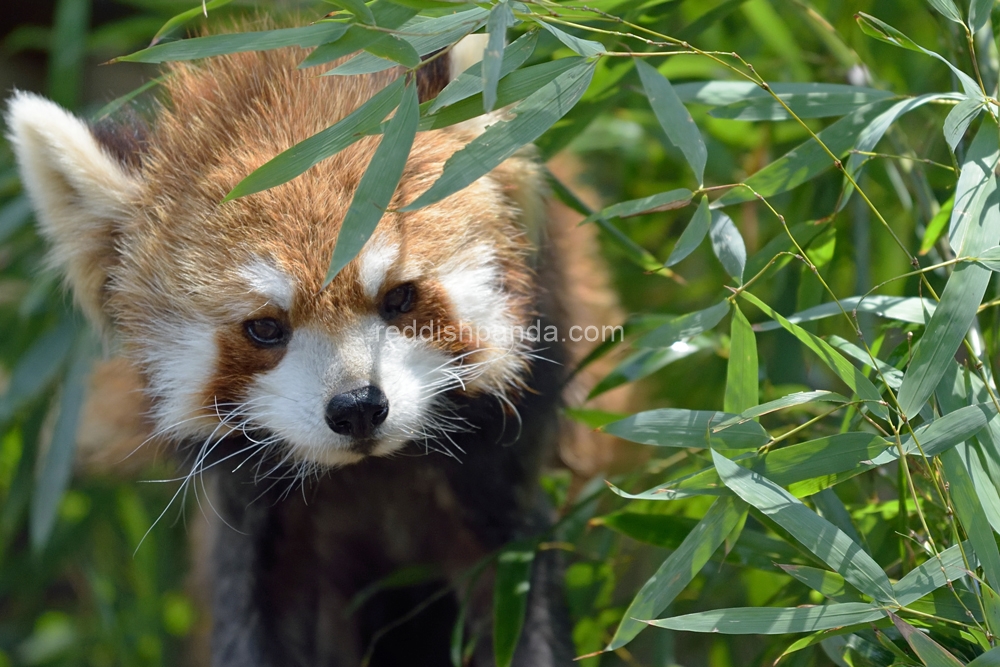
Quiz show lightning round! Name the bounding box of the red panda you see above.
[6,24,629,667]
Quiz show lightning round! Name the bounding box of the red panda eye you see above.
[243,318,288,347]
[380,283,416,319]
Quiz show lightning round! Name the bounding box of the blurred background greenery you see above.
[0,0,992,665]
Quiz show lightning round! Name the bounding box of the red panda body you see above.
[7,29,623,667]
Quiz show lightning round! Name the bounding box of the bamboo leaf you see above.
[602,408,769,449]
[894,542,974,606]
[713,450,895,602]
[588,336,713,399]
[537,20,604,57]
[740,292,889,420]
[402,60,595,211]
[635,58,707,185]
[149,0,234,46]
[589,189,693,222]
[713,99,895,207]
[969,0,995,32]
[635,300,730,348]
[429,31,537,112]
[725,304,758,413]
[483,2,515,112]
[0,316,75,423]
[777,565,863,603]
[494,542,535,667]
[647,602,885,634]
[944,97,984,151]
[970,647,1000,667]
[713,391,849,429]
[941,447,1000,589]
[709,90,896,121]
[709,210,746,283]
[950,121,1000,246]
[30,331,97,549]
[920,196,953,256]
[972,245,1000,270]
[299,3,418,69]
[606,496,747,649]
[898,176,1000,418]
[890,613,965,667]
[926,0,964,23]
[226,77,405,201]
[673,81,892,106]
[753,295,936,332]
[325,0,376,25]
[666,195,711,267]
[115,23,350,63]
[326,83,419,284]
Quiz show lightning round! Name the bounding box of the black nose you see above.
[324,386,389,439]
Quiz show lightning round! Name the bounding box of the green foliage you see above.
[6,0,1000,665]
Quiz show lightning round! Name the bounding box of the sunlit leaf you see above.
[606,496,747,648]
[944,97,984,150]
[299,3,418,68]
[713,391,849,429]
[326,82,419,284]
[920,196,954,256]
[588,336,713,399]
[429,31,537,112]
[777,565,862,603]
[949,121,1000,245]
[709,210,746,283]
[725,304,758,413]
[941,447,1000,589]
[602,408,769,449]
[115,23,350,63]
[636,58,707,185]
[537,20,604,57]
[589,188,693,222]
[710,89,895,121]
[402,60,595,211]
[753,295,936,331]
[926,0,963,23]
[890,613,965,667]
[227,76,405,200]
[894,542,973,606]
[149,0,233,45]
[635,300,730,348]
[494,542,535,667]
[647,602,885,634]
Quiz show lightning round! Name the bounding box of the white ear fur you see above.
[449,34,489,80]
[5,91,139,329]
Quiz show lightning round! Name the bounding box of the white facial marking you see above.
[239,260,296,310]
[358,238,400,298]
[243,318,453,466]
[139,319,219,439]
[438,248,515,351]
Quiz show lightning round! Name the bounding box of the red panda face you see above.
[7,47,547,467]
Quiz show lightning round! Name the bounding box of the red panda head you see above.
[6,45,549,467]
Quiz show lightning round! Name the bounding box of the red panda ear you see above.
[5,92,142,331]
[416,34,490,103]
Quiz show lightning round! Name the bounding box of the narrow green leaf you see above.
[713,99,895,207]
[740,292,888,420]
[606,496,747,649]
[725,305,758,414]
[483,2,515,112]
[958,442,1000,534]
[602,408,769,449]
[589,188,693,222]
[362,35,421,68]
[421,57,583,131]
[890,613,965,667]
[926,0,964,23]
[709,210,746,283]
[709,90,895,121]
[299,3,418,69]
[667,195,711,267]
[588,336,713,399]
[537,21,604,57]
[494,542,535,667]
[325,9,490,77]
[326,83,419,284]
[0,195,34,246]
[429,31,537,112]
[150,0,233,45]
[894,542,973,606]
[972,245,1000,270]
[93,75,167,121]
[983,583,1000,637]
[713,450,895,602]
[635,59,707,185]
[949,121,1000,245]
[648,602,885,634]
[778,565,863,603]
[898,176,1000,418]
[402,60,595,211]
[869,404,996,469]
[969,647,1000,667]
[714,391,849,430]
[944,97,984,150]
[920,196,953,256]
[612,432,890,502]
[635,300,730,348]
[673,81,891,106]
[227,77,405,200]
[116,23,350,63]
[753,295,935,332]
[30,331,96,549]
[325,0,376,25]
[0,316,75,423]
[941,447,1000,588]
[969,0,995,32]
[855,13,981,95]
